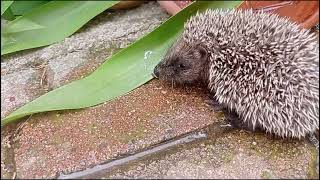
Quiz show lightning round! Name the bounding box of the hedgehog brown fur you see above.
[153,9,319,139]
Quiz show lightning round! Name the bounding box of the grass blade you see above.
[1,1,119,55]
[1,1,242,126]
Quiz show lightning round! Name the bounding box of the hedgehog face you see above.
[153,41,209,86]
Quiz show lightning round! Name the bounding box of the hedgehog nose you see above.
[153,65,159,78]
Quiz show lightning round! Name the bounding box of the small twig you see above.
[40,67,47,87]
[12,114,33,142]
[252,1,294,13]
[12,172,16,179]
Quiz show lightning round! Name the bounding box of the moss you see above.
[307,147,319,179]
[87,122,99,135]
[51,112,64,125]
[260,170,273,179]
[249,139,303,161]
[49,134,64,145]
[115,123,147,144]
[221,152,234,163]
[117,130,146,144]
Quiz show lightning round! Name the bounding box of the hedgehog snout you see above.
[153,64,160,78]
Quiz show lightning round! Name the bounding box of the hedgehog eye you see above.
[178,63,185,69]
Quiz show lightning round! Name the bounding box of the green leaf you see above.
[1,1,119,55]
[2,18,45,33]
[10,1,50,16]
[1,1,243,126]
[1,0,13,15]
[2,7,15,21]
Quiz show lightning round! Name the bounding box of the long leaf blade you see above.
[1,0,13,15]
[1,1,242,126]
[10,1,50,16]
[1,1,119,55]
[1,7,15,21]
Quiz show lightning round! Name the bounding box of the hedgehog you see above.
[153,9,319,139]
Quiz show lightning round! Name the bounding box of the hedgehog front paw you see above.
[223,112,256,132]
[215,112,238,130]
[225,113,262,133]
[219,122,233,129]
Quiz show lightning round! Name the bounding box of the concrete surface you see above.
[11,80,221,178]
[103,129,317,179]
[1,1,169,118]
[1,1,319,179]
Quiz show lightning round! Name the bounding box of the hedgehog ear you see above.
[195,45,208,61]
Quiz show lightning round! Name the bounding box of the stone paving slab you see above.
[104,129,318,179]
[1,69,43,118]
[13,80,220,178]
[1,1,319,179]
[1,1,169,118]
[1,2,170,178]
